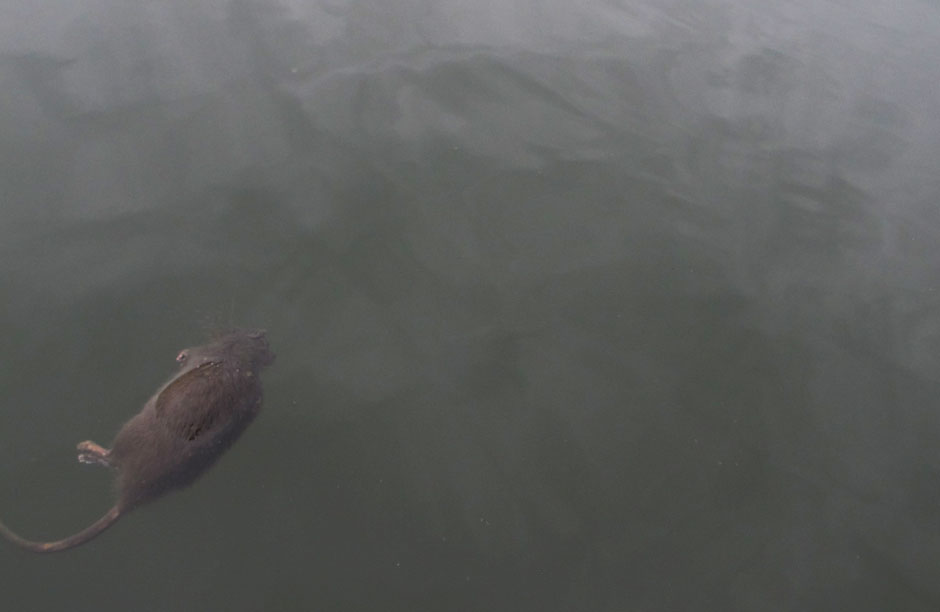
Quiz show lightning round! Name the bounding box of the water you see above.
[1,1,939,610]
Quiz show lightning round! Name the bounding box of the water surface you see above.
[1,1,939,610]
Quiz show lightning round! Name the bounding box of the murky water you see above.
[1,1,939,610]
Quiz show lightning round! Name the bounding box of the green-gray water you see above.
[1,1,939,610]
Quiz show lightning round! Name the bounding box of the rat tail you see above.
[0,505,122,553]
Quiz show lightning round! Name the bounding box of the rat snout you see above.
[262,347,276,367]
[252,331,276,367]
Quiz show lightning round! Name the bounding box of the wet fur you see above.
[0,329,275,553]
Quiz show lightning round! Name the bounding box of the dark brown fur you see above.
[0,329,275,553]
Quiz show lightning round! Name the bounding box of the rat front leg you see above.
[77,440,113,467]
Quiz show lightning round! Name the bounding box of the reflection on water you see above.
[1,0,939,610]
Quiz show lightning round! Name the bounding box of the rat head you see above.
[175,329,275,373]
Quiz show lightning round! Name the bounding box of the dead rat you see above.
[0,329,275,553]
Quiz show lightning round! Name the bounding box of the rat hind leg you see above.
[77,440,112,467]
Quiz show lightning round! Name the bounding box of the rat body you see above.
[0,329,275,553]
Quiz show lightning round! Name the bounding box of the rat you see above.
[0,328,275,553]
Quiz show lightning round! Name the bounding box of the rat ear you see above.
[155,361,225,440]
